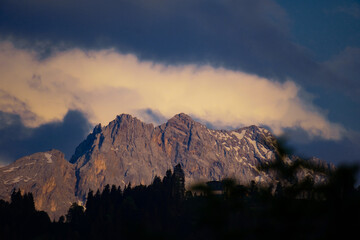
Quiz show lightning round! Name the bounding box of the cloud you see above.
[0,110,92,166]
[0,41,345,141]
[0,0,319,82]
[323,47,360,101]
[137,109,167,126]
[290,130,360,166]
[2,1,356,103]
[0,89,39,126]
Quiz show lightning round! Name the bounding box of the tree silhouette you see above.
[257,136,333,199]
[172,164,185,201]
[1,153,359,239]
[0,189,51,239]
[66,202,85,225]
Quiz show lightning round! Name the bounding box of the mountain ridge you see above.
[0,113,333,219]
[0,149,77,220]
[71,112,284,199]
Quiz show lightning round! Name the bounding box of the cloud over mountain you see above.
[0,41,344,142]
[0,110,91,165]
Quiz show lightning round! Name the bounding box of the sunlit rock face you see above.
[72,114,167,199]
[71,113,279,199]
[0,149,76,220]
[0,113,335,219]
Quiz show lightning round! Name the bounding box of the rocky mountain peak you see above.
[0,112,334,220]
[107,113,154,134]
[2,149,64,167]
[170,113,194,123]
[115,113,139,123]
[165,113,200,132]
[68,113,288,199]
[93,123,102,134]
[70,124,102,164]
[0,149,77,220]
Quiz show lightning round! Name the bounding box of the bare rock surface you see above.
[72,113,280,199]
[0,113,334,218]
[0,149,76,220]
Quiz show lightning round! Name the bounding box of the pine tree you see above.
[172,164,185,201]
[66,203,84,225]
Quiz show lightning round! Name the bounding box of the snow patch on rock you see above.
[247,138,264,158]
[232,130,246,141]
[25,161,36,166]
[4,176,23,184]
[3,166,20,173]
[44,153,53,163]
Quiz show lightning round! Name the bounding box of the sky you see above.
[0,0,359,167]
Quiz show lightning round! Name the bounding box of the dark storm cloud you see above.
[2,0,359,100]
[323,47,360,101]
[0,110,92,165]
[292,135,360,167]
[275,127,360,166]
[1,0,360,167]
[0,0,326,83]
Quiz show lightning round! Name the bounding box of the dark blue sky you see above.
[0,0,359,166]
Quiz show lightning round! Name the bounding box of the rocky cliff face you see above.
[0,149,77,220]
[0,113,334,219]
[72,113,280,199]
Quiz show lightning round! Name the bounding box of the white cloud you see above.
[0,41,345,140]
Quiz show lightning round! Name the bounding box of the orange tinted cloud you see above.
[0,41,344,140]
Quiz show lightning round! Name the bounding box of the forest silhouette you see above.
[1,158,360,239]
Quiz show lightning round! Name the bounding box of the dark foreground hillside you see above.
[1,164,360,240]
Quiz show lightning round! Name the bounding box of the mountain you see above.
[0,149,76,220]
[71,113,281,199]
[0,113,334,219]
